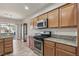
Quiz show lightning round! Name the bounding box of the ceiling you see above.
[0,3,54,20]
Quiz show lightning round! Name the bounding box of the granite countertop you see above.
[0,36,13,39]
[44,37,77,47]
[0,33,13,39]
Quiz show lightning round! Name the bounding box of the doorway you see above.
[22,23,27,42]
[0,23,17,40]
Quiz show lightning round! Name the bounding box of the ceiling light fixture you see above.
[25,6,29,10]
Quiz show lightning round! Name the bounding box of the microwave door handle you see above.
[43,22,45,27]
[43,22,44,27]
[44,21,47,27]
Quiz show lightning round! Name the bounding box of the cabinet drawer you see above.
[5,44,12,48]
[5,38,12,42]
[44,40,55,47]
[5,40,12,45]
[56,43,76,54]
[0,39,3,43]
[5,47,13,53]
[0,42,3,46]
[56,48,76,56]
[0,46,4,55]
[0,46,3,51]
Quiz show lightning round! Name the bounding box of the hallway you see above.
[6,40,37,56]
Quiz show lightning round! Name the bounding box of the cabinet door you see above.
[0,45,4,55]
[44,40,55,56]
[48,9,59,27]
[29,36,34,49]
[31,19,34,27]
[38,14,47,20]
[60,4,77,27]
[42,14,47,20]
[0,41,4,55]
[56,48,76,56]
[44,45,55,56]
[4,38,13,54]
[33,17,38,28]
[31,17,38,28]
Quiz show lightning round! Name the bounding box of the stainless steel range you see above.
[33,31,51,55]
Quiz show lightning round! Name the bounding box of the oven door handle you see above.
[34,39,42,43]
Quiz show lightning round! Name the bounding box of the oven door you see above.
[34,39,43,55]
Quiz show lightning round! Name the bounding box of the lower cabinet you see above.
[0,40,4,55]
[56,43,76,56]
[44,40,76,56]
[5,47,13,54]
[44,45,55,56]
[29,36,34,50]
[56,48,75,56]
[4,38,13,54]
[44,40,55,56]
[0,37,13,56]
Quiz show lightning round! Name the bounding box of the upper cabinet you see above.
[30,17,38,28]
[33,17,38,28]
[48,9,59,28]
[60,4,77,27]
[30,19,34,28]
[38,13,47,20]
[31,3,77,29]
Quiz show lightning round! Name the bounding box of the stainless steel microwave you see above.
[36,19,48,29]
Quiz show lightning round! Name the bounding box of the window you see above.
[0,23,16,33]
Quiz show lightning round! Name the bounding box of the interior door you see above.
[23,23,27,42]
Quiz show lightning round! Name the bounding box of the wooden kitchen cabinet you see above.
[31,17,38,28]
[56,43,76,56]
[56,48,76,56]
[38,15,41,20]
[44,45,55,56]
[33,17,38,28]
[29,36,34,50]
[44,39,77,56]
[0,37,13,55]
[31,3,77,28]
[0,39,4,55]
[31,19,34,28]
[48,9,59,28]
[60,4,77,27]
[4,38,13,54]
[42,14,47,20]
[44,40,55,56]
[38,13,47,20]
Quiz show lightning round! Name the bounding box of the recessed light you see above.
[25,6,29,10]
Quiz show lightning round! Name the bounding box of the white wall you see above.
[0,17,22,24]
[16,24,23,40]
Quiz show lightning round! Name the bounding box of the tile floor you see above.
[6,40,38,56]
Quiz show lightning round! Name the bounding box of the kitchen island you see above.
[0,33,13,56]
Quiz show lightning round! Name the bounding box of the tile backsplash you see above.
[29,28,77,36]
